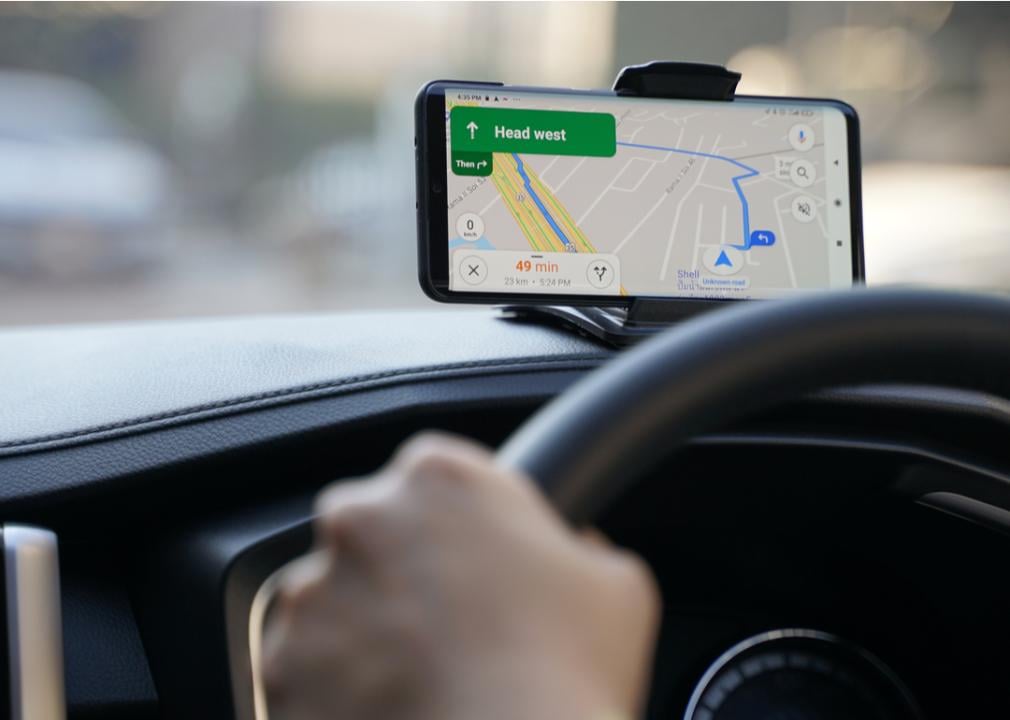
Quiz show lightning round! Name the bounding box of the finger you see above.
[314,474,424,593]
[602,548,662,624]
[314,472,397,521]
[260,609,292,707]
[579,527,615,549]
[282,549,331,588]
[262,553,332,709]
[272,550,332,616]
[394,431,552,507]
[313,476,396,558]
[393,435,571,543]
[261,579,356,717]
[391,431,497,481]
[576,530,660,616]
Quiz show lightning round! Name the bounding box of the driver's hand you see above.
[262,433,660,720]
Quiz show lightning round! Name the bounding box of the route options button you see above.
[703,246,744,276]
[459,255,488,285]
[586,259,615,289]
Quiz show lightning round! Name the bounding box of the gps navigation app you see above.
[445,88,853,299]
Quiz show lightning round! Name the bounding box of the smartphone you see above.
[416,81,863,305]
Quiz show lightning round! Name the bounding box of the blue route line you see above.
[511,153,573,249]
[616,141,759,250]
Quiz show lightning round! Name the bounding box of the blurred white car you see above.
[0,70,172,277]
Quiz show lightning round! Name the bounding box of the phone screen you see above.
[441,87,857,300]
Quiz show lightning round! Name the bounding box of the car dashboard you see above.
[1,309,1009,719]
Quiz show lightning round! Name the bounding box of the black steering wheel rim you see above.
[498,288,1010,524]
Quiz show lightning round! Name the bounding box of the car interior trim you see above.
[918,491,1010,537]
[247,566,285,720]
[3,525,66,720]
[0,354,609,455]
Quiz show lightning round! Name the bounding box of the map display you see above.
[445,88,854,299]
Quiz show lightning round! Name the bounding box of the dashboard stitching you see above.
[0,354,608,452]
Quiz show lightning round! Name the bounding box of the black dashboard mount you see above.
[500,61,742,348]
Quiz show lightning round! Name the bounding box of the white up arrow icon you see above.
[466,121,478,140]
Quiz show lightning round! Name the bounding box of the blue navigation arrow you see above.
[750,229,776,247]
[715,250,733,267]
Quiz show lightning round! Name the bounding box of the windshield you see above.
[0,2,1007,325]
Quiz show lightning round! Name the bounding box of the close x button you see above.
[459,255,488,285]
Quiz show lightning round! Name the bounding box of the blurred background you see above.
[0,1,1007,325]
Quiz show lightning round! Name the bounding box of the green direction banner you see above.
[450,106,616,158]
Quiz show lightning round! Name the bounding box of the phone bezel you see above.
[416,80,865,306]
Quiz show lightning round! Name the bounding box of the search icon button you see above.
[790,159,816,188]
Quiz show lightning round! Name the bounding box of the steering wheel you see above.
[499,287,1010,523]
[498,287,1010,718]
